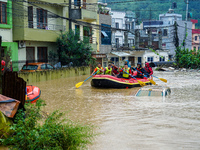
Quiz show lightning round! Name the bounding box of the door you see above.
[37,47,48,62]
[26,47,35,62]
[128,56,135,66]
[138,57,141,63]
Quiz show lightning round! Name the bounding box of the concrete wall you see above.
[18,66,90,84]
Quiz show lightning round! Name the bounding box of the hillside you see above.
[106,0,200,28]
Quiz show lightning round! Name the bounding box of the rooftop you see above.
[191,19,198,24]
[192,29,200,34]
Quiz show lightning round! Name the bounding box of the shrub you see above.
[0,100,95,150]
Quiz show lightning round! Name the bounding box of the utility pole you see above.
[135,29,140,49]
[158,29,162,49]
[69,0,72,30]
[185,0,189,21]
[174,21,180,63]
[148,29,152,47]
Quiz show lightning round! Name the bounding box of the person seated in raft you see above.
[104,64,115,76]
[92,63,104,75]
[144,62,153,78]
[133,62,146,78]
[118,64,132,79]
[111,63,119,76]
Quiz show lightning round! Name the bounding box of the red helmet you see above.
[1,60,5,66]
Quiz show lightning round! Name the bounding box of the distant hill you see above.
[105,0,200,28]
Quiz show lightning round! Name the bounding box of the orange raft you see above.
[26,85,41,103]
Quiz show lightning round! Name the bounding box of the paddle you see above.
[151,75,167,83]
[132,67,156,85]
[75,71,98,88]
[121,69,146,86]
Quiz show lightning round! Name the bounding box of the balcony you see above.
[14,21,66,42]
[71,4,97,22]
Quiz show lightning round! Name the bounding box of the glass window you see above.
[0,2,7,24]
[159,57,165,62]
[101,24,111,45]
[22,65,38,70]
[195,36,198,41]
[41,64,47,69]
[37,8,47,29]
[28,6,33,28]
[47,64,54,69]
[163,29,168,36]
[115,23,119,28]
[147,57,154,62]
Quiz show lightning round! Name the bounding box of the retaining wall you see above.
[18,67,90,84]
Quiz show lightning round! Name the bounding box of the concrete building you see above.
[191,19,200,51]
[159,9,192,59]
[0,0,18,71]
[13,0,67,70]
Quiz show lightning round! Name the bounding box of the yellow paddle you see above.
[122,69,146,86]
[75,71,99,88]
[152,75,167,83]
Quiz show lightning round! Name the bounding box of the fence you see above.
[2,72,26,105]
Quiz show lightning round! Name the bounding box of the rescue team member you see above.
[144,62,153,78]
[118,64,132,79]
[133,62,146,78]
[111,63,119,75]
[91,63,103,75]
[104,64,113,75]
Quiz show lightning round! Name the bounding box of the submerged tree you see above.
[55,29,95,67]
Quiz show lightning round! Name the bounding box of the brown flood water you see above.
[2,71,200,150]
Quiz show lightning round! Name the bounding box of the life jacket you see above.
[123,67,130,78]
[112,66,118,74]
[105,67,112,75]
[96,67,103,74]
[136,67,143,76]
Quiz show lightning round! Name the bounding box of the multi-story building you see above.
[191,19,200,51]
[13,0,67,70]
[159,9,192,59]
[1,0,18,71]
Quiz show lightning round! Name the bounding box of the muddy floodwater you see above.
[31,71,200,149]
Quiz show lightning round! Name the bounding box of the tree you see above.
[55,29,95,67]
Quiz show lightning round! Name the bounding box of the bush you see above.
[175,47,200,69]
[0,100,95,150]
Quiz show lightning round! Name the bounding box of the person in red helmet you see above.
[144,62,153,78]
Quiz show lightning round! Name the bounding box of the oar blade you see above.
[159,78,167,83]
[75,81,84,88]
[148,78,156,85]
[138,80,145,86]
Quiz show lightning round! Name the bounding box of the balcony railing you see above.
[28,21,66,31]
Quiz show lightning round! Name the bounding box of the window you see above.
[132,22,134,30]
[168,21,170,25]
[37,8,47,29]
[41,64,54,69]
[0,2,7,24]
[194,46,196,50]
[83,26,92,43]
[163,29,168,36]
[147,57,154,62]
[115,38,119,48]
[198,47,200,51]
[75,25,80,35]
[37,47,48,62]
[115,23,119,28]
[195,36,198,41]
[101,24,111,45]
[160,56,165,62]
[28,6,33,28]
[125,23,130,30]
[74,0,81,7]
[128,39,134,47]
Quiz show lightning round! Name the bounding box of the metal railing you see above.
[28,21,66,31]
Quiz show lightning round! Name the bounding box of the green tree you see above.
[55,29,95,67]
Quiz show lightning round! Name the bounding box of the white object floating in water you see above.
[135,85,171,97]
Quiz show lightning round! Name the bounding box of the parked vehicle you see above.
[20,62,55,72]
